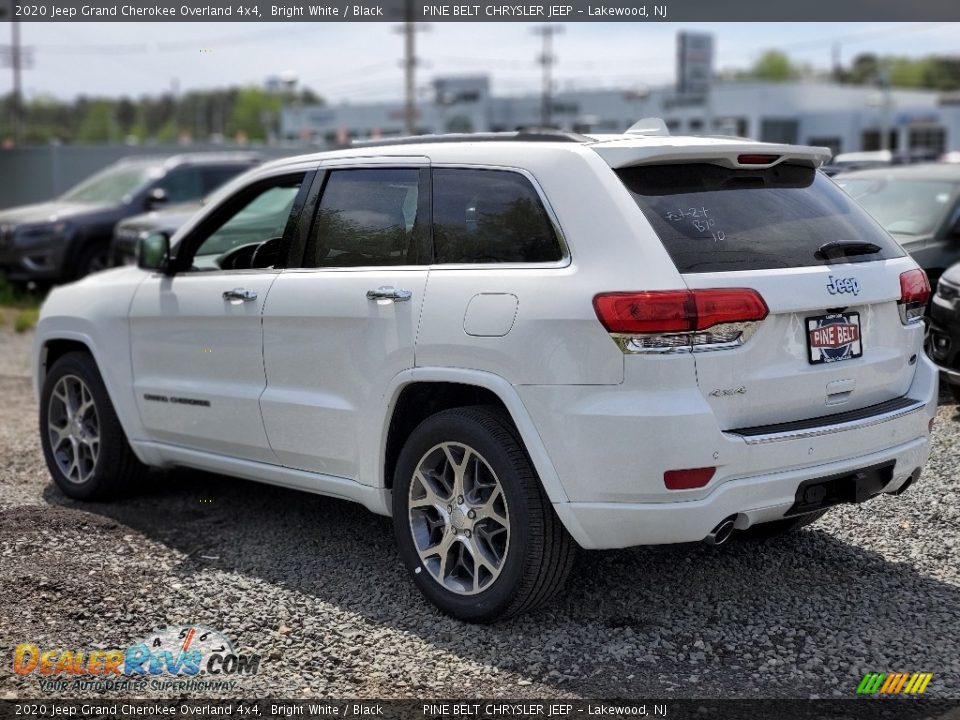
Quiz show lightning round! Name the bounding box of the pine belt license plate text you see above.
[806,312,862,365]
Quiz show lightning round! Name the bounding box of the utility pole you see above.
[533,25,562,128]
[11,12,23,144]
[403,0,416,136]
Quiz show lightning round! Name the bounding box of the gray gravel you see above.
[1,326,959,700]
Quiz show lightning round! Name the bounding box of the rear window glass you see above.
[617,163,904,273]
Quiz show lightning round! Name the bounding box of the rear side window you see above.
[432,168,562,264]
[306,168,421,268]
[617,163,904,273]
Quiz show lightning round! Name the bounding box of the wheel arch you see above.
[375,368,570,506]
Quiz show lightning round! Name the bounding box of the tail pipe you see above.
[703,515,737,546]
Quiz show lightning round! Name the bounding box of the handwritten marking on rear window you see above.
[664,207,724,241]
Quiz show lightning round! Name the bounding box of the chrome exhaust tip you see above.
[703,516,736,546]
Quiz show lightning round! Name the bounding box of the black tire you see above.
[738,509,828,541]
[950,383,960,405]
[39,351,146,500]
[74,241,110,280]
[392,406,576,623]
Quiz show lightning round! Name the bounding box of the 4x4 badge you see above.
[826,275,860,295]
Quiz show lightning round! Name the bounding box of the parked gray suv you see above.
[0,153,260,285]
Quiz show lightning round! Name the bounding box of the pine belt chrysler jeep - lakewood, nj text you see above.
[33,123,937,622]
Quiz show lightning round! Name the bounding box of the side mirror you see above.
[145,187,169,210]
[137,232,170,272]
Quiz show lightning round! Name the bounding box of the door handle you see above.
[223,288,258,302]
[366,286,412,302]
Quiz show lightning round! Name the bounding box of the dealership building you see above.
[280,75,960,157]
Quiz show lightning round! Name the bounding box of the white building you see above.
[281,76,960,157]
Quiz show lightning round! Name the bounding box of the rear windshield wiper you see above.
[815,240,883,260]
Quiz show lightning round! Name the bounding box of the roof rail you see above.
[350,129,591,148]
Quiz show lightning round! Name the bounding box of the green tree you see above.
[751,50,799,81]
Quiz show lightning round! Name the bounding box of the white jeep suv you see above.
[34,127,937,622]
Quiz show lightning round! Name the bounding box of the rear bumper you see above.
[523,354,938,549]
[555,436,928,549]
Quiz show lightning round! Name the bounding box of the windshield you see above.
[61,163,155,204]
[836,177,958,236]
[617,163,904,273]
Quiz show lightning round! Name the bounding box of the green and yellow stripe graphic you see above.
[857,672,933,695]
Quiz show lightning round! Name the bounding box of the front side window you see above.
[184,175,305,271]
[304,168,421,268]
[431,168,562,264]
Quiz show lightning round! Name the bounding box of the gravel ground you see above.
[1,327,958,700]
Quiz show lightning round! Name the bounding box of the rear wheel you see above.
[392,406,575,622]
[738,509,828,541]
[950,383,960,405]
[39,351,146,500]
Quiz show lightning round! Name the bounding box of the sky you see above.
[3,21,959,104]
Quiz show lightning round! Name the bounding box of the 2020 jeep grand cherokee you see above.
[33,127,937,622]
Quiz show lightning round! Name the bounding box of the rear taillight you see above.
[593,289,768,353]
[737,154,780,165]
[898,269,930,325]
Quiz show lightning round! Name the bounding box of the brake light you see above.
[664,467,716,490]
[594,289,767,353]
[594,289,767,331]
[737,154,780,165]
[898,269,930,325]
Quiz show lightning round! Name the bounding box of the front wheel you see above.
[39,351,146,500]
[392,406,575,623]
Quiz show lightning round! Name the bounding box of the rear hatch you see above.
[604,146,924,431]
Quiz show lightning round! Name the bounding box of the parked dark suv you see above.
[0,152,260,285]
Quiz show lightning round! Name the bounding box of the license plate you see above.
[805,312,862,365]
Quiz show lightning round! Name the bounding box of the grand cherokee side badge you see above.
[709,386,746,398]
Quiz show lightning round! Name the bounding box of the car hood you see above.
[890,232,933,251]
[0,200,113,227]
[118,202,202,234]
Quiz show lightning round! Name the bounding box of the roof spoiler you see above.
[593,143,833,170]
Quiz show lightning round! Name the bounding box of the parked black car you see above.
[930,264,960,403]
[0,152,260,285]
[110,201,203,266]
[834,164,960,289]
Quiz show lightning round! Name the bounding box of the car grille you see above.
[937,280,959,302]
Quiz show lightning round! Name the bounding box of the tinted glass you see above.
[307,168,420,268]
[191,179,303,270]
[158,168,204,203]
[836,176,958,236]
[202,165,251,194]
[617,163,905,273]
[432,168,562,264]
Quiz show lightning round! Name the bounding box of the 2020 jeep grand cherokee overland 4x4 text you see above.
[33,127,937,622]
